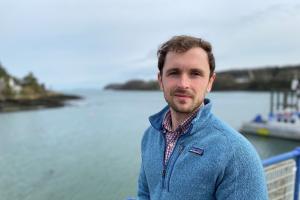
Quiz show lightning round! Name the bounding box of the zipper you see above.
[161,129,167,189]
[161,124,192,190]
[167,144,184,191]
[162,167,167,188]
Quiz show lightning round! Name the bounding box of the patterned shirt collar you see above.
[162,103,203,133]
[162,104,202,164]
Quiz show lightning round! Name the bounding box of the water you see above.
[1,90,300,200]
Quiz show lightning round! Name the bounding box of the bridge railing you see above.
[127,147,300,200]
[263,147,300,200]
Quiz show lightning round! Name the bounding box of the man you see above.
[137,35,268,200]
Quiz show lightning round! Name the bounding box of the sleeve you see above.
[137,130,150,200]
[137,161,150,200]
[215,141,268,200]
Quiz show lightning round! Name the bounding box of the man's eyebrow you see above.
[165,68,180,73]
[190,68,205,74]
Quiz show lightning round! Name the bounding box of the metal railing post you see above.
[294,147,300,200]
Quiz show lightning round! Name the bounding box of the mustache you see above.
[171,88,193,97]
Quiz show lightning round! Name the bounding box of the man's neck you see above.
[170,109,193,131]
[169,103,204,131]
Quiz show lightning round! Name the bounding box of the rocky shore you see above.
[0,63,82,113]
[0,93,82,113]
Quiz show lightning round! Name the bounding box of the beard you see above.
[164,88,203,114]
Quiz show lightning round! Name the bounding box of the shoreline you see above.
[0,93,82,113]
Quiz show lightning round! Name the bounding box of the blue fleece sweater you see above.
[137,99,268,200]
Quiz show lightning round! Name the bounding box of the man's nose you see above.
[177,74,190,89]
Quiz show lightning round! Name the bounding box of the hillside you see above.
[213,64,300,91]
[104,64,300,91]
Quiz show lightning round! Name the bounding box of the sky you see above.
[0,0,300,90]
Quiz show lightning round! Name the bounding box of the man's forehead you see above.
[167,47,207,55]
[165,47,208,61]
[164,48,209,67]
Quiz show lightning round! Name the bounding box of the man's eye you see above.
[191,72,201,76]
[167,71,178,76]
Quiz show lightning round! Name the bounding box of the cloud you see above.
[1,0,300,89]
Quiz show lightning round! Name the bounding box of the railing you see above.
[128,148,300,200]
[263,147,300,200]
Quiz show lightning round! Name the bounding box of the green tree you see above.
[21,72,46,95]
[0,63,8,78]
[23,72,38,86]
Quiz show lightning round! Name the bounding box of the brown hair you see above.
[157,35,215,77]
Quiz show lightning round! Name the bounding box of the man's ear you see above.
[157,72,163,90]
[207,72,216,93]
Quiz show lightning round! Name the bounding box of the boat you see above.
[240,78,300,140]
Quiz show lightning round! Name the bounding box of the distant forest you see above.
[104,64,300,91]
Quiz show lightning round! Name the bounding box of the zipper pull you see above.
[162,168,166,189]
[162,168,166,177]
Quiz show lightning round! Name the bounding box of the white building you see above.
[8,78,22,94]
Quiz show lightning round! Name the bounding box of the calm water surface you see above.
[1,90,300,200]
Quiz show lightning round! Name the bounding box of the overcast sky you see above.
[0,0,300,89]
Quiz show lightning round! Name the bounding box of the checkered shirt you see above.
[162,107,200,164]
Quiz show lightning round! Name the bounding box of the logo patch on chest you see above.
[188,147,204,156]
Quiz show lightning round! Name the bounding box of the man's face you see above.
[158,47,216,114]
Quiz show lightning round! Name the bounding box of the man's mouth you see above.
[174,93,192,99]
[174,94,191,98]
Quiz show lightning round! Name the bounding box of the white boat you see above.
[240,78,300,140]
[241,112,300,140]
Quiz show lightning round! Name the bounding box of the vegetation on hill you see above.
[104,64,300,91]
[104,80,159,90]
[213,65,300,91]
[0,62,81,112]
[0,63,48,98]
